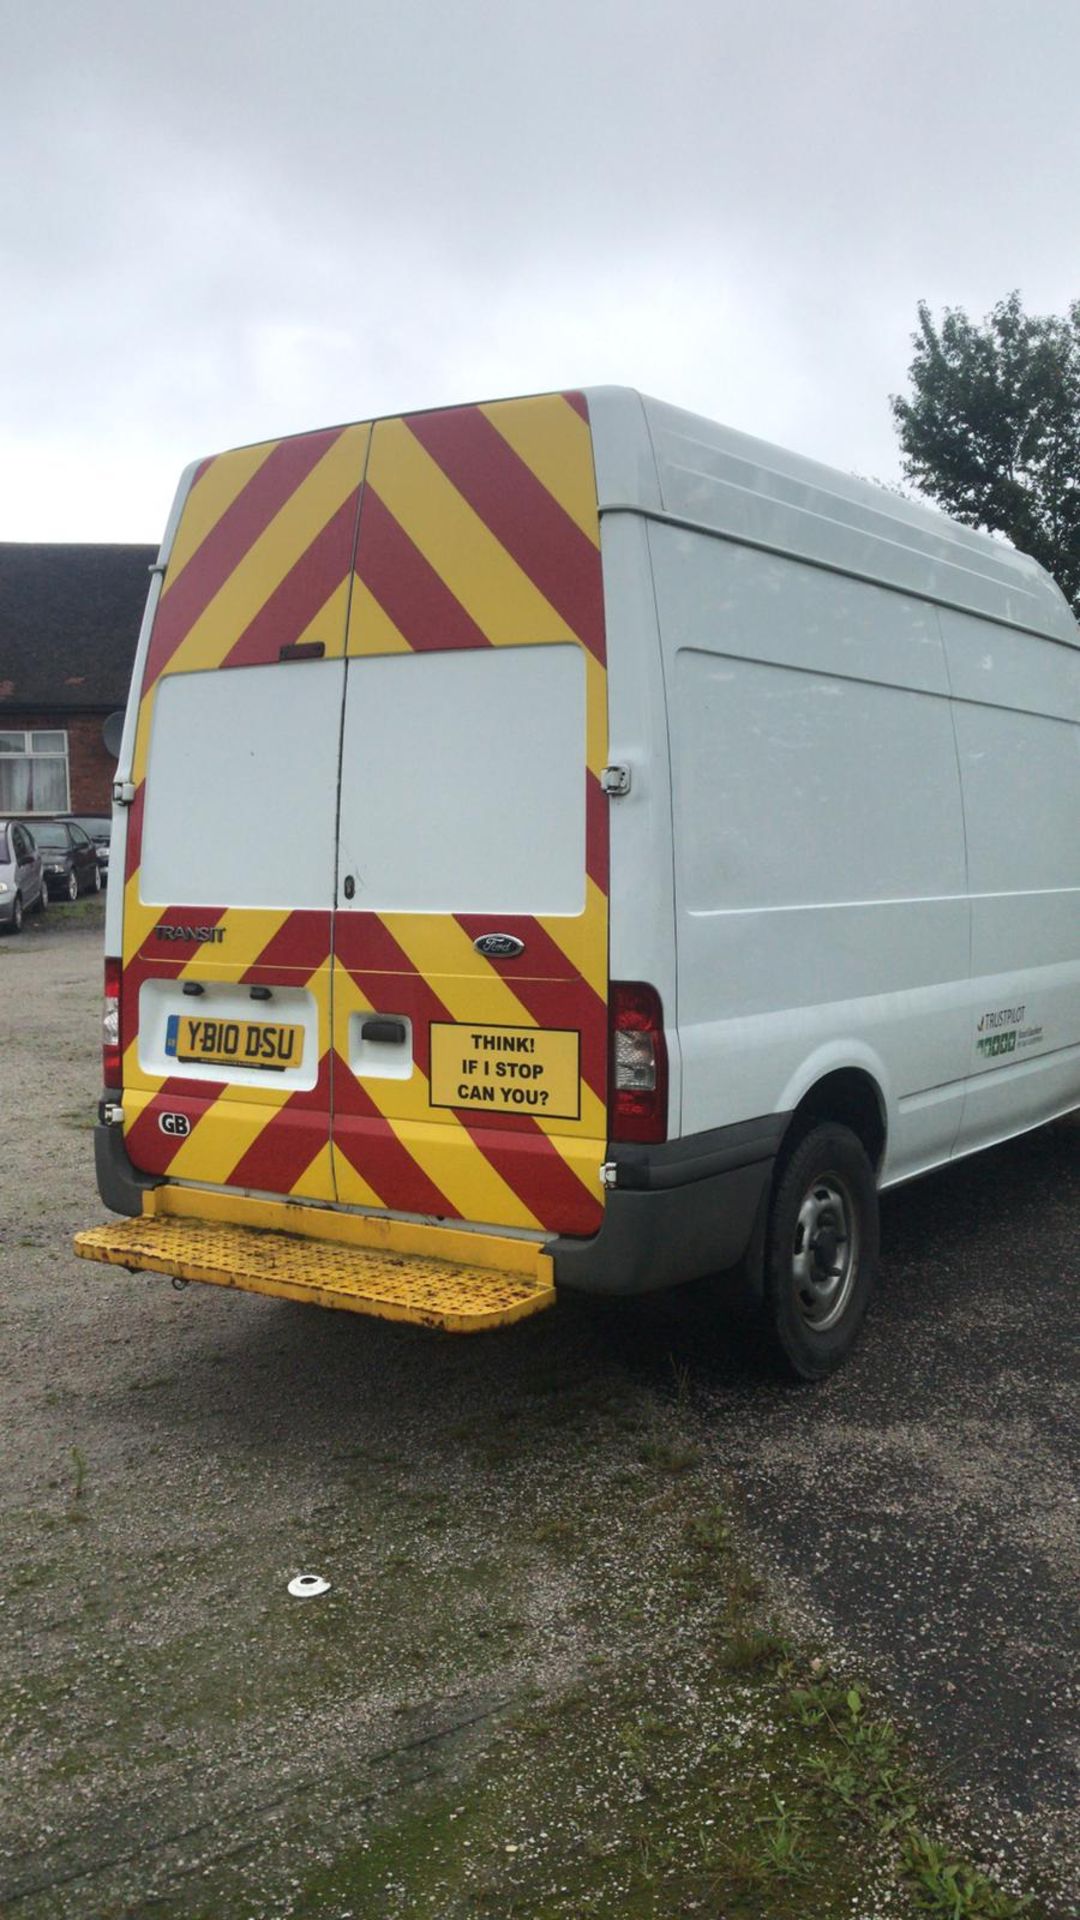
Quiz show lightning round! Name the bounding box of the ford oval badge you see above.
[474,933,525,959]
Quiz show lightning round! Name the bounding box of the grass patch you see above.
[267,1415,1044,1920]
[3,1378,1048,1919]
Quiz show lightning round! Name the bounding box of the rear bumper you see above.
[83,1137,555,1332]
[94,1107,787,1302]
[550,1115,787,1296]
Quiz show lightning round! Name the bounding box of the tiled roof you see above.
[0,543,157,711]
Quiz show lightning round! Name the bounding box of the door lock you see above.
[343,875,355,900]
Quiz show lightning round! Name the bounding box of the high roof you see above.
[585,387,1079,647]
[0,543,156,712]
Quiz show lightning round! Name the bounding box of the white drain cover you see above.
[287,1572,330,1599]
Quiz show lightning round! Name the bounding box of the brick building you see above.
[0,544,156,815]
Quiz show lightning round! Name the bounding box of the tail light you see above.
[103,955,122,1085]
[609,981,668,1144]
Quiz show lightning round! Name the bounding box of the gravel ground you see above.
[0,905,1076,1916]
[631,1148,1080,1902]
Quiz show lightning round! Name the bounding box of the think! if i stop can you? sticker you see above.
[429,1023,581,1120]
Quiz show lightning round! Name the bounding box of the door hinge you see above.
[112,780,136,806]
[600,765,632,797]
[599,1160,619,1189]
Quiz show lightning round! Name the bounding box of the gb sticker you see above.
[159,1112,191,1137]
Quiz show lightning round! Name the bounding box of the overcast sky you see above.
[2,0,1078,541]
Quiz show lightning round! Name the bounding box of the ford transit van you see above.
[76,389,1080,1375]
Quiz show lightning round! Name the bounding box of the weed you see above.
[754,1797,813,1880]
[667,1353,694,1407]
[901,1832,1032,1918]
[781,1671,1034,1917]
[719,1626,793,1675]
[618,1709,670,1781]
[789,1679,852,1728]
[728,1855,773,1899]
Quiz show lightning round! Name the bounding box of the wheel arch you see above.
[779,1064,888,1175]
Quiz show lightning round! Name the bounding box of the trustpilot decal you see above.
[976,1003,1044,1057]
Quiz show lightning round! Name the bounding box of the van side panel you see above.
[119,425,371,1202]
[943,609,1080,1145]
[637,393,1077,645]
[649,524,971,1181]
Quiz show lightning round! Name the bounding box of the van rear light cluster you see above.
[103,956,122,1085]
[609,981,668,1144]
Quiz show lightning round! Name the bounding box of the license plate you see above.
[165,1014,304,1072]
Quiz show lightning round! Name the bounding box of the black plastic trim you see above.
[611,1112,788,1190]
[552,1161,773,1296]
[551,1113,789,1297]
[94,1096,163,1217]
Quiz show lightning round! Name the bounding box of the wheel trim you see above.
[791,1174,859,1333]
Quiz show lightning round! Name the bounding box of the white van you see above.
[76,388,1080,1376]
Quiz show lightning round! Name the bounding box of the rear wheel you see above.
[34,880,47,914]
[10,893,23,934]
[92,863,101,893]
[761,1123,878,1380]
[66,869,78,902]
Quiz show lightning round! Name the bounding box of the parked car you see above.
[59,814,112,884]
[31,818,101,900]
[0,819,48,932]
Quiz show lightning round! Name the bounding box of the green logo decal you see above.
[976,1030,1017,1059]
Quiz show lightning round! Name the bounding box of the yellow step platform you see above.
[73,1204,555,1333]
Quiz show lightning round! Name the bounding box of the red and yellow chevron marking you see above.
[338,393,608,1233]
[119,907,336,1202]
[145,425,371,684]
[333,913,604,1236]
[119,393,609,1237]
[120,423,371,1208]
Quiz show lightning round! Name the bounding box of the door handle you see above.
[343,875,355,901]
[360,1017,407,1045]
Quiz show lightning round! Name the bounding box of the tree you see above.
[891,292,1080,615]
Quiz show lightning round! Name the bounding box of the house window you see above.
[0,730,70,813]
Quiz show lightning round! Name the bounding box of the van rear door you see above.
[331,396,609,1236]
[119,424,370,1202]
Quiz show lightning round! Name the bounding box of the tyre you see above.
[34,880,47,914]
[65,869,78,902]
[10,893,23,935]
[92,863,101,893]
[761,1123,878,1380]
